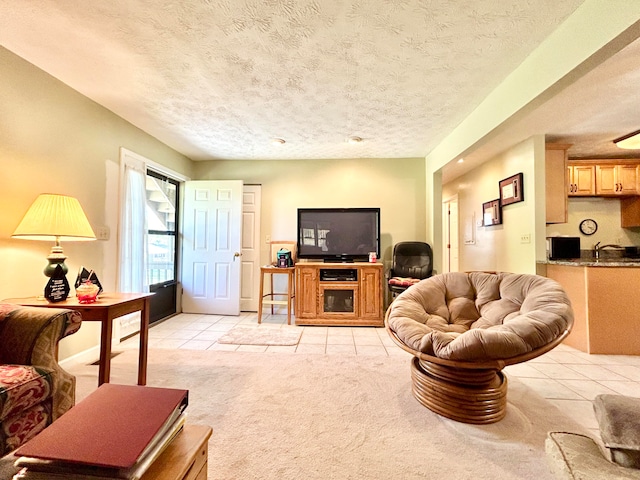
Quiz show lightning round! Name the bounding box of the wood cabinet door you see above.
[621,196,640,228]
[618,164,639,195]
[295,266,317,318]
[569,165,595,195]
[359,266,382,320]
[595,165,617,195]
[596,164,638,195]
[574,165,596,195]
[545,146,568,223]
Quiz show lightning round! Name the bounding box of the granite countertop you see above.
[542,258,640,267]
[541,251,640,267]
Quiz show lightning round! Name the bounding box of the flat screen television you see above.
[297,208,380,262]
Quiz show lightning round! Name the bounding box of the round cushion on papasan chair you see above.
[385,271,574,424]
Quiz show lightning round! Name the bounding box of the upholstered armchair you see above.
[0,304,82,455]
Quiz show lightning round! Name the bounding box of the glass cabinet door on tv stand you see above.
[319,284,359,319]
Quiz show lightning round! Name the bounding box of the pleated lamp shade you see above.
[12,194,96,242]
[13,194,96,278]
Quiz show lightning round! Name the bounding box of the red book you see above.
[15,384,188,471]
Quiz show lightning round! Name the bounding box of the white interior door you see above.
[240,185,261,312]
[182,180,243,315]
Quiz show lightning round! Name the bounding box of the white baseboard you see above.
[59,345,101,369]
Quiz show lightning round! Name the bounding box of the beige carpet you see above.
[216,325,302,346]
[69,349,586,480]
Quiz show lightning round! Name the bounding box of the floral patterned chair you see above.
[0,304,82,455]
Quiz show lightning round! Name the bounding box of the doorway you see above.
[145,170,179,324]
[443,196,459,273]
[180,182,262,314]
[240,185,262,312]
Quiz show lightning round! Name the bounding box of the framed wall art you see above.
[482,199,502,226]
[499,173,524,206]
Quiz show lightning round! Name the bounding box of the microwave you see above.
[548,236,581,260]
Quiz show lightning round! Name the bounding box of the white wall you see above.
[0,47,193,360]
[547,197,640,250]
[442,137,542,273]
[193,158,427,270]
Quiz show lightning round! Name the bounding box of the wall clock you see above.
[579,218,598,235]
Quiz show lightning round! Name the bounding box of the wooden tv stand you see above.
[294,262,383,326]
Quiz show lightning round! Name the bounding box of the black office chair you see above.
[388,242,433,297]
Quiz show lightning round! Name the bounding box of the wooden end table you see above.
[142,425,212,480]
[0,425,212,480]
[4,293,153,386]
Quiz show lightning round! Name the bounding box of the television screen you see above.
[297,208,380,261]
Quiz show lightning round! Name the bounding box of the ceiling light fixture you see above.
[272,138,286,145]
[613,129,640,149]
[347,136,363,144]
[457,158,464,163]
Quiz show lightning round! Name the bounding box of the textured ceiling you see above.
[441,37,640,183]
[0,0,587,161]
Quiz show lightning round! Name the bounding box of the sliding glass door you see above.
[145,170,179,324]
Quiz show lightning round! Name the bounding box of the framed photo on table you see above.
[499,173,524,206]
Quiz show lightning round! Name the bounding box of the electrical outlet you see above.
[265,235,271,244]
[96,226,110,241]
[520,233,531,244]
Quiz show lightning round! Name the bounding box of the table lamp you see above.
[12,194,96,277]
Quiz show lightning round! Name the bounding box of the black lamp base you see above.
[44,245,68,277]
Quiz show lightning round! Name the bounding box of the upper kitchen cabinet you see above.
[621,196,640,228]
[595,162,639,195]
[546,143,571,224]
[568,164,596,196]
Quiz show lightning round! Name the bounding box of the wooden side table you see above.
[142,425,212,480]
[4,293,153,386]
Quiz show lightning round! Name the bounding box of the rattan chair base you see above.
[410,357,508,424]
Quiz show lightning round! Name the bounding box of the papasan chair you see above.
[385,271,573,424]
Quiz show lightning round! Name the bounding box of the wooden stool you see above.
[258,266,295,325]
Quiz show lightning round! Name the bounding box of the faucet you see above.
[593,242,623,259]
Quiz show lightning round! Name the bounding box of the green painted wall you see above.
[0,47,194,359]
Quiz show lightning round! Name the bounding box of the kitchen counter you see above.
[540,262,640,355]
[542,258,640,267]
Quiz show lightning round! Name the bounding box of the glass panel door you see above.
[146,171,179,324]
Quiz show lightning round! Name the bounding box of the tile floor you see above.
[120,311,640,439]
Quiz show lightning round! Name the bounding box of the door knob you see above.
[233,252,241,261]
